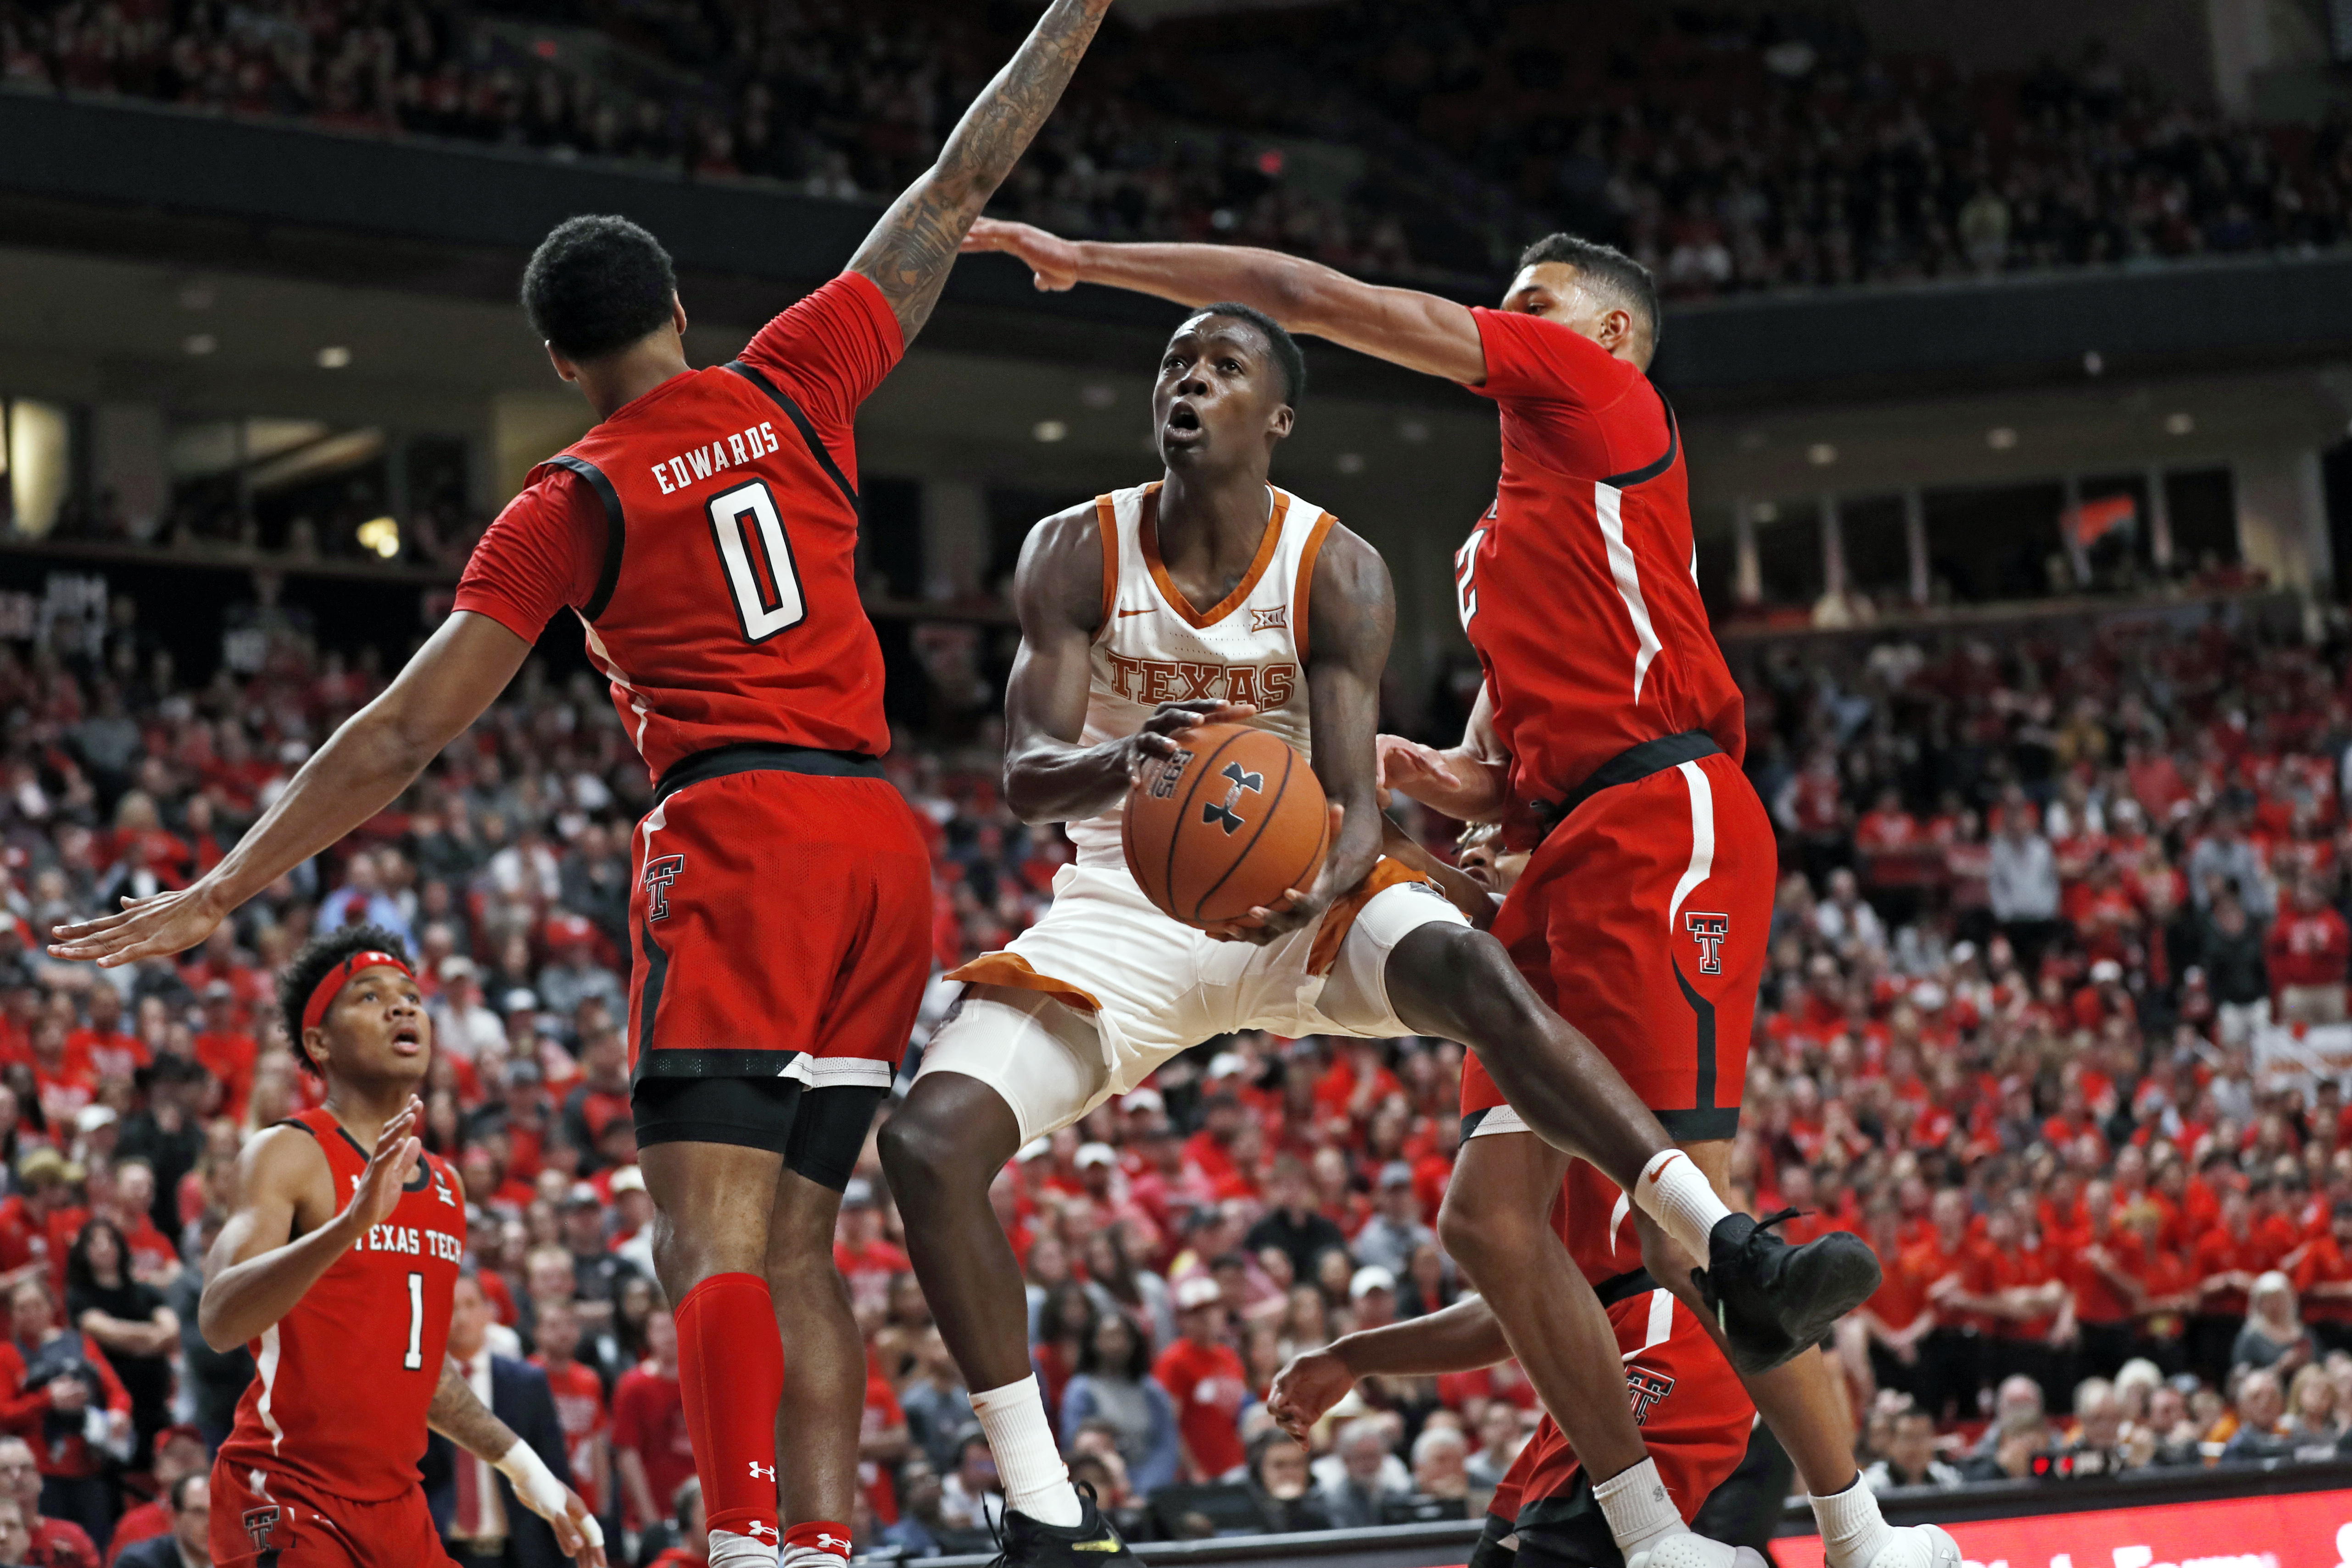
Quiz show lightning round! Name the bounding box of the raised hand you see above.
[48,884,230,969]
[344,1099,423,1234]
[960,217,1084,291]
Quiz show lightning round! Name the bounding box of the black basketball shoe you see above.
[990,1482,1138,1566]
[1692,1209,1883,1376]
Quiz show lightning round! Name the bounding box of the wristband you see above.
[494,1439,604,1547]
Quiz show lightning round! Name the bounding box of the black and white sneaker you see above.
[1692,1209,1882,1376]
[990,1483,1138,1566]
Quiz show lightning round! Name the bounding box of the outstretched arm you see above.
[1264,1296,1510,1442]
[847,0,1115,345]
[1379,682,1507,822]
[1000,507,1251,825]
[50,612,531,966]
[962,219,1488,384]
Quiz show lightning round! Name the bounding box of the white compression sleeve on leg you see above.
[971,1374,1082,1527]
[1632,1149,1735,1263]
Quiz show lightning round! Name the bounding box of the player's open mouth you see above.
[391,1028,422,1049]
[1164,403,1202,440]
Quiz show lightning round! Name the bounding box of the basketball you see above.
[1122,723,1329,929]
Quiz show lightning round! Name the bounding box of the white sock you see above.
[970,1375,1081,1527]
[707,1528,779,1568]
[1810,1475,1890,1568]
[781,1548,849,1568]
[1593,1457,1684,1558]
[1633,1150,1735,1264]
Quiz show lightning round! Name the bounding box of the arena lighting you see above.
[1080,384,1117,409]
[1031,419,1068,443]
[1806,442,1838,466]
[1753,500,1780,522]
[356,517,401,558]
[1987,426,2018,450]
[1397,418,1429,443]
[316,345,351,369]
[2083,349,2105,375]
[2165,412,2196,435]
[1335,452,1365,474]
[182,334,217,356]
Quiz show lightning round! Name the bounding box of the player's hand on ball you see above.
[551,1485,606,1565]
[1124,700,1259,782]
[960,217,1083,291]
[1204,803,1342,945]
[1265,1348,1352,1444]
[345,1098,424,1234]
[47,882,231,969]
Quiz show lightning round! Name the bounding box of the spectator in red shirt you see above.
[58,992,140,1089]
[0,1154,87,1303]
[611,1309,692,1535]
[22,1019,94,1132]
[2291,1201,2352,1352]
[833,1180,911,1328]
[1152,1276,1248,1482]
[0,1279,131,1545]
[2268,876,2350,1024]
[0,1434,95,1568]
[2192,1190,2281,1381]
[189,985,256,1124]
[529,1300,611,1521]
[2063,1180,2140,1378]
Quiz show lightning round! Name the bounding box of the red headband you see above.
[301,951,414,1036]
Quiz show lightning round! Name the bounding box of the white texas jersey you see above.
[1065,481,1337,867]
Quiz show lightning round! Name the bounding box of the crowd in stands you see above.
[4,0,2349,292]
[0,580,2349,1562]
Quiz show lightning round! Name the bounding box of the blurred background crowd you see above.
[0,583,2339,1563]
[2,0,2347,290]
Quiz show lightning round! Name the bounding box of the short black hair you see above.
[278,923,411,1075]
[521,215,679,361]
[170,1473,206,1513]
[1181,301,1307,408]
[1516,233,1662,356]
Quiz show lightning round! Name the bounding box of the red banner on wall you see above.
[1774,1488,2352,1568]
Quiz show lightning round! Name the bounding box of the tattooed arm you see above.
[847,0,1115,344]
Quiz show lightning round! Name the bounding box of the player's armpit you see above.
[846,0,1113,343]
[1000,506,1137,825]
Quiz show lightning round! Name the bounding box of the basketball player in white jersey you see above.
[879,305,1874,1568]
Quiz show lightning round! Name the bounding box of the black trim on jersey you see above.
[1599,386,1679,489]
[1532,729,1721,836]
[328,1123,433,1193]
[634,914,673,1071]
[723,360,858,514]
[630,1047,808,1082]
[654,741,885,806]
[1664,962,1739,1140]
[545,454,627,622]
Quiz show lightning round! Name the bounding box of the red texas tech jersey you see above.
[216,1108,468,1502]
[457,273,902,782]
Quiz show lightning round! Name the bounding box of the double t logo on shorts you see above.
[1683,911,1728,975]
[644,855,686,920]
[1203,762,1262,835]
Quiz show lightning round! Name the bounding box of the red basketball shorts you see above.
[628,764,931,1093]
[212,1458,453,1568]
[1486,749,1773,1140]
[1487,1284,1755,1560]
